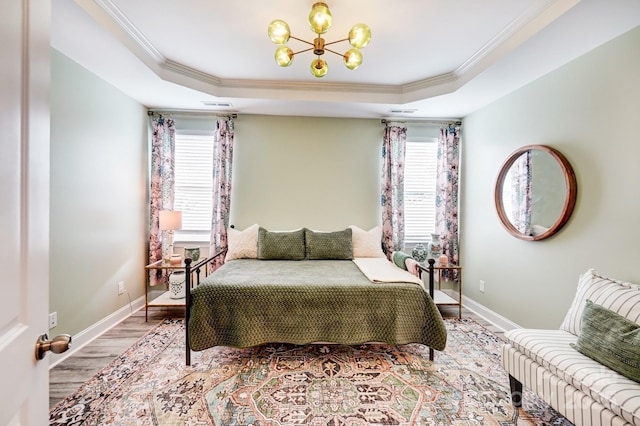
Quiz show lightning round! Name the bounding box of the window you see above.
[173,133,214,242]
[403,138,437,246]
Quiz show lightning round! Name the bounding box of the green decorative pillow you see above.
[257,227,306,260]
[305,228,353,260]
[571,300,640,383]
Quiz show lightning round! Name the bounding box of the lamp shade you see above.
[159,210,182,230]
[275,45,294,66]
[310,58,328,78]
[268,19,290,44]
[348,23,371,49]
[308,2,332,34]
[343,48,363,70]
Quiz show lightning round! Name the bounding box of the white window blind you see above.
[404,139,438,245]
[173,134,213,242]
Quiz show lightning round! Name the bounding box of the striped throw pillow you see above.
[560,269,640,335]
[571,300,640,383]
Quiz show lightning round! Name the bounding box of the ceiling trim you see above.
[89,0,164,62]
[455,0,580,77]
[75,0,581,105]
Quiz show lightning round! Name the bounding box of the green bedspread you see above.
[188,259,447,352]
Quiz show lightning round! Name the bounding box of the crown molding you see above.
[455,0,580,77]
[92,0,164,62]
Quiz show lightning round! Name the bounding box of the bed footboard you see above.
[416,258,436,360]
[184,250,227,365]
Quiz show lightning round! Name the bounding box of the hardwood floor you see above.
[49,304,504,409]
[49,307,183,408]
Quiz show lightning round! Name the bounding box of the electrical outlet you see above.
[479,280,485,293]
[49,312,57,329]
[118,281,125,295]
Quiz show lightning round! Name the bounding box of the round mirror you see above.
[494,145,577,241]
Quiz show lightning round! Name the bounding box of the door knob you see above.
[35,333,72,360]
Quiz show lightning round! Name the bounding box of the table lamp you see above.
[159,210,182,262]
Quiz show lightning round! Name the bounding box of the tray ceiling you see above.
[51,0,640,118]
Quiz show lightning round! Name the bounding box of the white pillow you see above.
[225,224,259,261]
[559,268,640,335]
[349,225,386,258]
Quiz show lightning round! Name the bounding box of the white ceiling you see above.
[51,0,640,119]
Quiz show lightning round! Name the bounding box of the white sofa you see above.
[502,269,640,426]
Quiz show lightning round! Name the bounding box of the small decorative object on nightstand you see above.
[438,248,449,266]
[427,233,442,261]
[169,253,182,265]
[412,243,427,262]
[184,246,200,262]
[169,271,186,299]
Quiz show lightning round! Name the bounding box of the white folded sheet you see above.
[352,257,424,287]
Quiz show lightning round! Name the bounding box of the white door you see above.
[0,1,51,424]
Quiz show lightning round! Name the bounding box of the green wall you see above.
[50,49,148,336]
[230,115,383,231]
[462,26,640,328]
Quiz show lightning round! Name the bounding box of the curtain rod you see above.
[147,109,238,118]
[381,118,462,125]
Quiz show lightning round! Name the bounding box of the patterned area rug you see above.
[49,318,572,425]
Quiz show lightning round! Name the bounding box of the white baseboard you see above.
[461,295,522,332]
[48,295,145,369]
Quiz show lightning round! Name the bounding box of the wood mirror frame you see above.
[494,144,577,241]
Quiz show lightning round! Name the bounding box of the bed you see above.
[181,226,447,365]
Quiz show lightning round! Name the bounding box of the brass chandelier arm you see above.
[322,37,349,47]
[292,47,315,55]
[289,35,314,46]
[288,35,350,57]
[324,47,345,57]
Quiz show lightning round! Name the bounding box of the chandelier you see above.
[267,2,371,78]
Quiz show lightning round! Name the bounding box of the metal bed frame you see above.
[183,254,438,365]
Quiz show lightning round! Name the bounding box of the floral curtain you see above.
[435,125,461,267]
[148,113,176,285]
[209,117,235,272]
[509,151,532,235]
[381,123,407,259]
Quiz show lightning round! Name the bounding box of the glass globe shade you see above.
[310,58,328,78]
[348,23,371,49]
[274,45,294,67]
[308,2,332,34]
[343,48,363,70]
[268,20,290,44]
